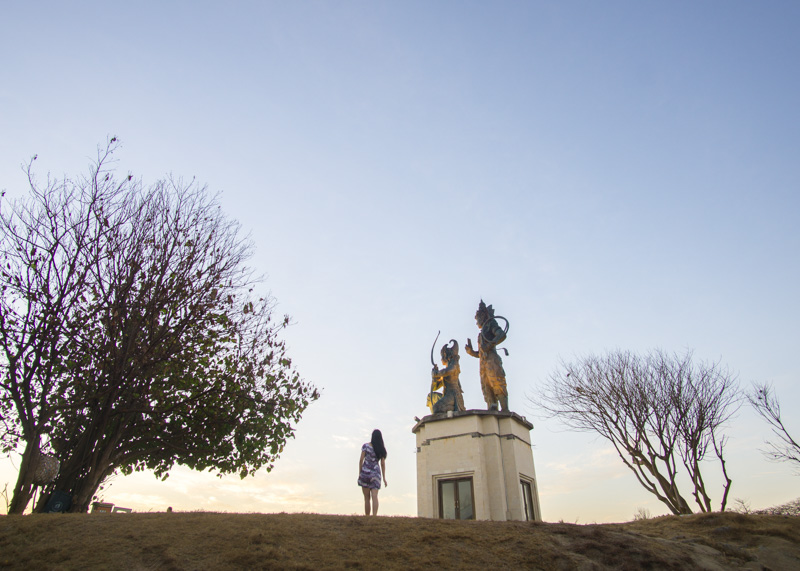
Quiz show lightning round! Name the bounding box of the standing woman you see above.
[358,429,388,515]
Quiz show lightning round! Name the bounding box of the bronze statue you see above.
[465,300,509,411]
[428,338,465,414]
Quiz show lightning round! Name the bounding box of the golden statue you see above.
[429,340,465,414]
[465,300,509,411]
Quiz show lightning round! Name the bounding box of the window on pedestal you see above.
[438,477,474,520]
[520,478,536,521]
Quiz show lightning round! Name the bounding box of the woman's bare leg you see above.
[370,488,379,516]
[362,486,371,516]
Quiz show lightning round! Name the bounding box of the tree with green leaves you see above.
[531,349,741,515]
[1,140,318,513]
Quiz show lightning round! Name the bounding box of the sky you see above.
[1,1,799,523]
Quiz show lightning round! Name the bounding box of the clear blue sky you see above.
[1,1,798,522]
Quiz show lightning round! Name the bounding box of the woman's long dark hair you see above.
[371,429,387,460]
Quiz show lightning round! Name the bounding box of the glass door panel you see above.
[458,480,474,520]
[440,481,457,520]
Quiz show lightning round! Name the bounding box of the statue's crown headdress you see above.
[476,299,494,321]
[441,339,459,360]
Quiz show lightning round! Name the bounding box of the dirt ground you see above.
[1,509,799,570]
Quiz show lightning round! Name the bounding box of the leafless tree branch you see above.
[748,382,800,471]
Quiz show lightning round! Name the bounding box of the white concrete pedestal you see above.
[412,410,542,521]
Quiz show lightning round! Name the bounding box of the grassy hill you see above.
[1,510,799,570]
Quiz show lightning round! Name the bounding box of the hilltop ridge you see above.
[1,508,799,570]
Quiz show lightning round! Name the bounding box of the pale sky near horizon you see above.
[1,1,799,523]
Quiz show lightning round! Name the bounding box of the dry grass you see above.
[0,511,799,570]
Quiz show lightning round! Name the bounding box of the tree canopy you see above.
[0,140,319,513]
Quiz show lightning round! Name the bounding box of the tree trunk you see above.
[36,437,116,514]
[8,439,41,514]
[34,467,108,513]
[640,456,693,515]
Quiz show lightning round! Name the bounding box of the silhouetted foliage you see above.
[0,140,318,513]
[531,349,741,515]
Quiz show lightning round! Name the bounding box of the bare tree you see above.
[748,382,800,470]
[1,140,318,513]
[531,349,741,515]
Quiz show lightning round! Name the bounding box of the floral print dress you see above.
[357,443,382,489]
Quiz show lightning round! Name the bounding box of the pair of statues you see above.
[428,300,509,414]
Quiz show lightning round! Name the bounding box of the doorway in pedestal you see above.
[438,477,475,520]
[520,478,536,521]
